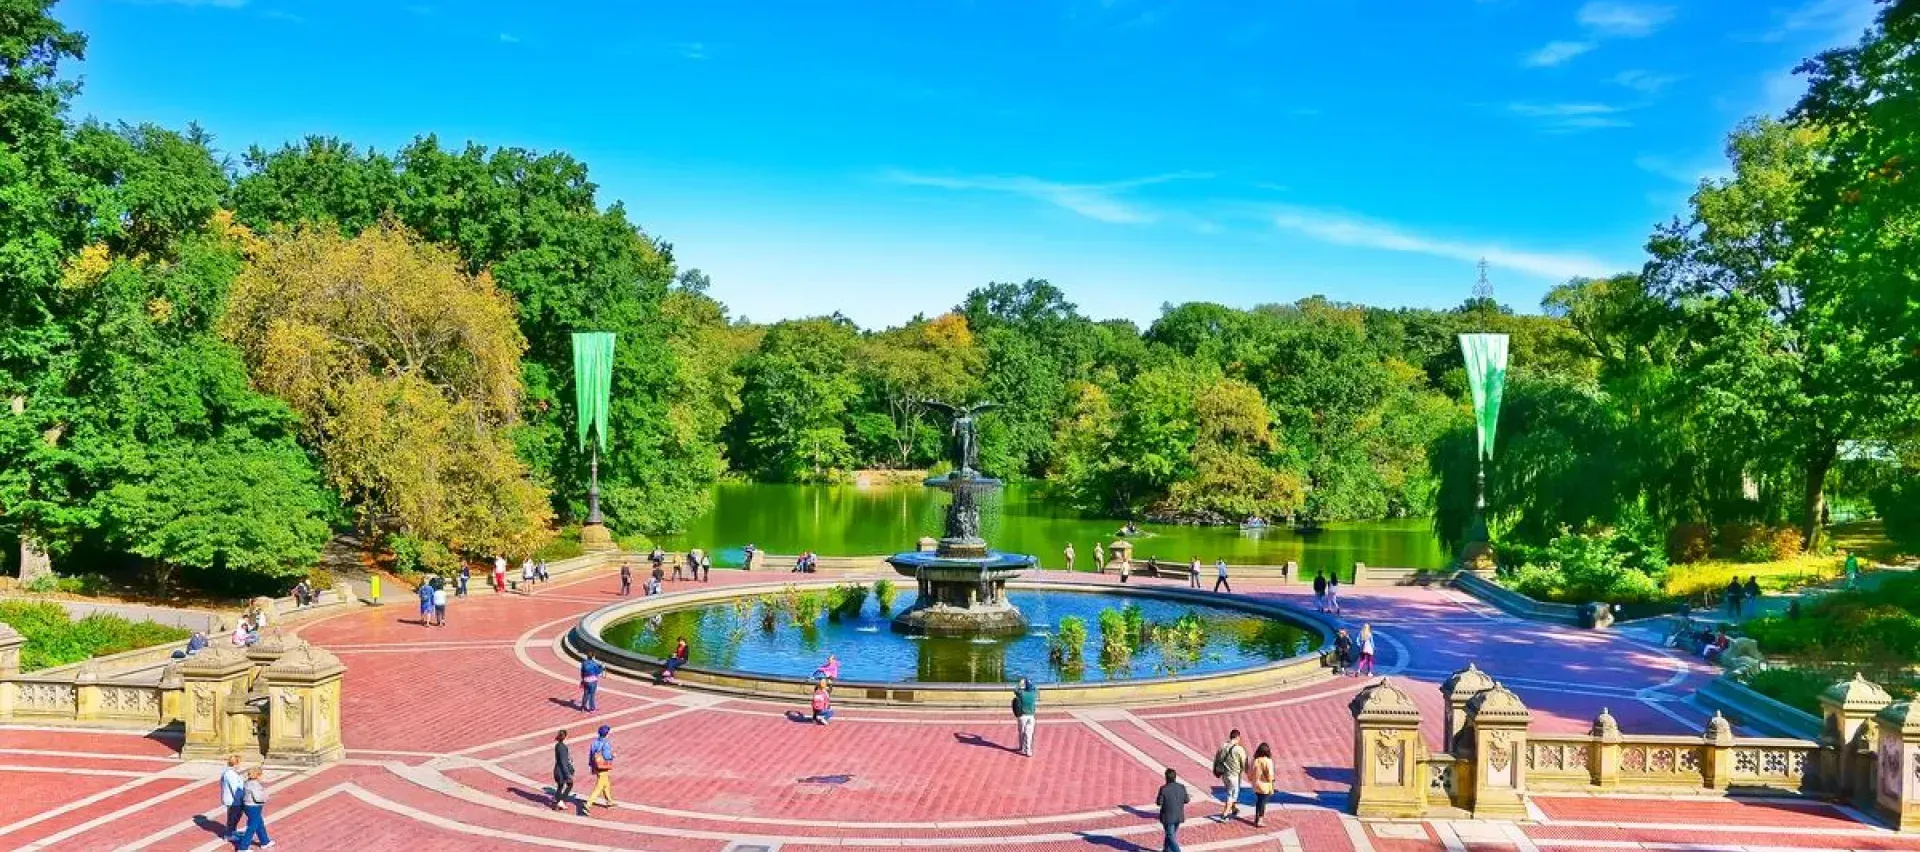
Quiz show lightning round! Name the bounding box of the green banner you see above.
[572,332,616,453]
[1458,333,1509,461]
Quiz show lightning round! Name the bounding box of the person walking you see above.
[587,725,617,809]
[1248,742,1275,827]
[1326,574,1342,614]
[493,555,508,594]
[1213,559,1231,594]
[232,766,272,849]
[219,754,247,838]
[1211,729,1247,821]
[416,578,434,627]
[1119,556,1130,583]
[1724,578,1744,618]
[811,682,834,725]
[579,653,605,711]
[700,551,713,582]
[1062,543,1076,572]
[522,558,537,595]
[552,730,584,815]
[619,561,633,596]
[1845,549,1860,588]
[1012,677,1038,757]
[671,553,686,581]
[431,582,449,627]
[1093,541,1106,573]
[1188,558,1202,590]
[1333,628,1353,675]
[1312,571,1328,611]
[1356,624,1376,676]
[1156,767,1189,852]
[457,565,471,598]
[1744,576,1762,613]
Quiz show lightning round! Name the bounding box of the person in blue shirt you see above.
[417,580,434,627]
[587,725,617,809]
[579,654,605,711]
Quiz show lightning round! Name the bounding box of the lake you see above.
[656,482,1447,572]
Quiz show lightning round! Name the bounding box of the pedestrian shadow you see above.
[953,732,1017,753]
[191,815,226,837]
[783,710,822,725]
[394,617,431,627]
[547,697,583,710]
[1304,765,1354,785]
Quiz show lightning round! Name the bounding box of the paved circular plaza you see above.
[2,564,1912,851]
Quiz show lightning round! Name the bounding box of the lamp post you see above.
[1458,333,1509,569]
[573,332,617,552]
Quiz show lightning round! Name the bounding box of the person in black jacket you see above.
[553,730,584,815]
[1156,767,1189,851]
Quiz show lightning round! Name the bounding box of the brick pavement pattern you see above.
[4,565,1916,851]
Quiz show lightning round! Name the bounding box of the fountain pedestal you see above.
[887,471,1035,637]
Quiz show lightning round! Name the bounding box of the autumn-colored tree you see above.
[223,222,552,559]
[857,312,984,467]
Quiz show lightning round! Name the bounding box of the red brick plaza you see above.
[3,565,1912,851]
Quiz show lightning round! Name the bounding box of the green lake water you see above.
[657,482,1446,574]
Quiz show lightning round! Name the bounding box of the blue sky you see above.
[63,0,1879,327]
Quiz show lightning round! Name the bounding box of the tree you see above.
[857,312,982,468]
[222,222,553,558]
[1643,117,1913,548]
[732,317,861,481]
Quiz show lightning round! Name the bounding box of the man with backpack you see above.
[1011,677,1038,757]
[1211,729,1247,822]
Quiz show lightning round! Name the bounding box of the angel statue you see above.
[923,400,998,475]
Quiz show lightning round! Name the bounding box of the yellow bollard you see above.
[370,575,382,605]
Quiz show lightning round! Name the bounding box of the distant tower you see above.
[1472,257,1495,302]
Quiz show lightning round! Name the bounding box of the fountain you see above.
[886,401,1037,637]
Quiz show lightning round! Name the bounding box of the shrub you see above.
[21,573,59,595]
[389,534,455,576]
[1098,609,1132,664]
[1742,667,1835,717]
[827,584,868,620]
[872,579,898,612]
[1050,616,1087,668]
[535,532,586,563]
[1875,477,1920,555]
[1667,523,1714,565]
[1502,531,1666,605]
[304,568,337,593]
[0,601,192,671]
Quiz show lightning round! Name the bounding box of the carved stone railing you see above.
[1354,667,1883,827]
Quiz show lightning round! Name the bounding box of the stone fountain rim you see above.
[565,577,1338,707]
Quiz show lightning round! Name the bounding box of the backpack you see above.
[1212,744,1232,778]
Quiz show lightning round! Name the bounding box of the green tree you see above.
[733,317,861,481]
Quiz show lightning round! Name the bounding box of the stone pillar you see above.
[1591,708,1622,788]
[1349,679,1428,818]
[158,661,185,726]
[179,646,255,762]
[0,622,23,721]
[1440,662,1494,753]
[1875,701,1920,832]
[262,645,346,767]
[246,629,296,676]
[1821,674,1892,797]
[579,522,616,552]
[1283,560,1297,583]
[72,662,102,722]
[18,537,51,585]
[1108,541,1132,574]
[1463,682,1532,819]
[917,537,937,553]
[1702,712,1736,790]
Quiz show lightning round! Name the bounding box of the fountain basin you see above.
[565,578,1336,708]
[885,549,1036,636]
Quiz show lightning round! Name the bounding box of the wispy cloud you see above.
[1269,206,1617,280]
[1522,40,1595,67]
[882,170,1209,225]
[1750,0,1879,43]
[1612,69,1681,93]
[678,42,708,60]
[1576,2,1675,37]
[1505,102,1633,131]
[498,32,520,43]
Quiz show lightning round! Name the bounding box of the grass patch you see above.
[0,600,193,672]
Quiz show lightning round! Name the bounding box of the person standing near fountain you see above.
[1012,677,1038,757]
[1094,541,1105,573]
[1188,558,1202,590]
[1062,543,1075,572]
[811,682,834,725]
[579,653,605,711]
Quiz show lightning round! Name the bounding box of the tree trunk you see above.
[1802,440,1838,552]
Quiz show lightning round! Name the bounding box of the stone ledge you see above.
[1695,675,1822,740]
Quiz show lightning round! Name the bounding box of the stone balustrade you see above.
[1353,665,1908,828]
[0,621,344,767]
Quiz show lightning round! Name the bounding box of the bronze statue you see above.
[923,400,997,475]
